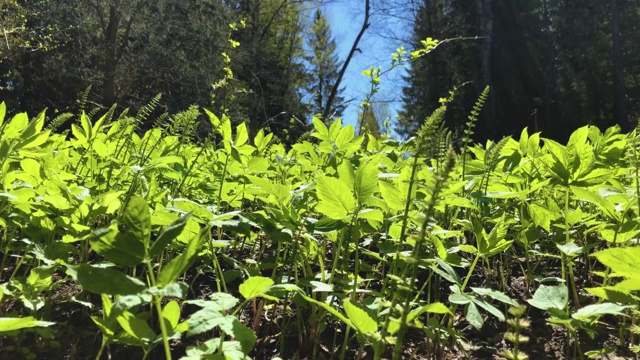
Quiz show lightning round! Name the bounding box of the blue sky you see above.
[322,0,412,135]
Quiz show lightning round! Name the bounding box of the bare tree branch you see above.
[322,0,370,122]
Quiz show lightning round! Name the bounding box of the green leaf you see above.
[465,302,484,330]
[18,110,46,144]
[354,161,379,204]
[312,117,329,140]
[335,125,355,149]
[0,317,55,333]
[472,298,505,321]
[315,176,355,219]
[26,265,56,291]
[235,122,249,147]
[117,311,156,344]
[407,302,452,323]
[470,287,518,306]
[216,317,256,354]
[379,181,405,211]
[157,227,205,287]
[66,264,146,295]
[148,212,192,258]
[239,276,274,300]
[571,303,632,321]
[528,203,556,232]
[557,242,583,257]
[527,283,568,311]
[90,225,145,266]
[570,186,616,219]
[592,246,640,278]
[343,299,377,334]
[122,196,151,249]
[162,300,181,329]
[301,295,351,328]
[186,309,225,336]
[0,102,5,127]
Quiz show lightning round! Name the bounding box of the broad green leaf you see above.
[215,317,256,354]
[235,122,248,146]
[472,298,505,321]
[90,225,145,266]
[335,125,355,150]
[80,112,92,139]
[4,112,29,139]
[465,302,483,330]
[309,281,333,292]
[0,102,5,127]
[379,181,405,211]
[117,311,156,343]
[26,265,56,292]
[157,227,205,287]
[470,287,518,305]
[302,295,351,328]
[407,302,452,324]
[312,117,329,140]
[66,264,146,295]
[357,208,384,222]
[527,283,568,311]
[585,286,639,304]
[0,317,55,333]
[557,242,583,257]
[239,276,274,300]
[337,160,355,189]
[571,303,631,321]
[354,161,379,204]
[592,246,640,278]
[162,300,181,329]
[148,212,192,258]
[570,186,616,219]
[19,110,45,143]
[315,176,355,219]
[311,217,347,233]
[328,118,341,140]
[449,293,472,305]
[528,203,556,232]
[343,299,377,334]
[122,196,151,249]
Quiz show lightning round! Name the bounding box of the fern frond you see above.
[135,93,162,126]
[102,103,117,127]
[76,85,92,115]
[46,112,73,131]
[415,105,447,158]
[485,136,510,170]
[462,86,489,179]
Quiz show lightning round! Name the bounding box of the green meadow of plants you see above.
[1,98,640,360]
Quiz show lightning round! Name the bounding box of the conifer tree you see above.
[305,8,345,122]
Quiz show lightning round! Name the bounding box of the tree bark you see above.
[609,0,630,132]
[476,0,495,139]
[101,3,121,107]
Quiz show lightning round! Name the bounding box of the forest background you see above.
[1,0,639,144]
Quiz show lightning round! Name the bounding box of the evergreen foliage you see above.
[305,9,346,122]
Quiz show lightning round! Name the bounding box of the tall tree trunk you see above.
[101,3,121,107]
[609,0,630,132]
[476,0,495,139]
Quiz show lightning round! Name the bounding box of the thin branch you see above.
[322,0,370,122]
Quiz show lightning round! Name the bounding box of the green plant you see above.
[500,304,530,360]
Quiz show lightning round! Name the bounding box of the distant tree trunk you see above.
[101,3,121,107]
[609,0,630,132]
[476,0,495,139]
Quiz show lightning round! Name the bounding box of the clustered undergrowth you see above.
[0,99,639,360]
